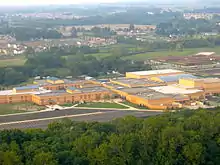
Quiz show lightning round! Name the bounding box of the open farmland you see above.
[0,56,26,67]
[87,52,111,59]
[123,47,220,61]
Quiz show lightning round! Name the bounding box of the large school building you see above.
[1,69,220,110]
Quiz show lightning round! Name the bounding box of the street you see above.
[0,108,163,130]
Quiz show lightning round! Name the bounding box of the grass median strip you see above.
[0,103,44,115]
[76,102,128,109]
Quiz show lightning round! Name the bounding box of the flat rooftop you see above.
[126,69,183,76]
[195,52,215,56]
[34,79,87,86]
[119,87,154,95]
[104,82,128,89]
[35,90,68,96]
[111,77,165,86]
[154,54,220,66]
[135,91,171,100]
[14,85,39,90]
[0,88,51,96]
[115,87,189,101]
[47,77,60,81]
[149,85,203,95]
[79,87,110,93]
[198,78,220,83]
[35,87,110,97]
[182,77,220,83]
[157,74,197,83]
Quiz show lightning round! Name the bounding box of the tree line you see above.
[117,35,220,52]
[0,27,62,41]
[0,45,151,86]
[156,18,220,36]
[0,110,219,165]
[5,9,182,29]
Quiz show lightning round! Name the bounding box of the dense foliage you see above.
[0,110,219,165]
[0,27,62,41]
[0,46,151,86]
[156,18,220,36]
[6,9,182,28]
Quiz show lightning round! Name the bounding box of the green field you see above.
[61,103,74,107]
[0,56,26,67]
[76,102,127,109]
[1,46,220,68]
[122,101,147,109]
[123,47,220,61]
[88,52,111,59]
[0,103,44,115]
[91,46,220,61]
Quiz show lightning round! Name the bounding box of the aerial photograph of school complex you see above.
[1,67,220,111]
[0,1,220,164]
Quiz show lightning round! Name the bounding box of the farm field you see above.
[123,46,220,61]
[88,52,111,59]
[2,46,220,68]
[0,56,26,67]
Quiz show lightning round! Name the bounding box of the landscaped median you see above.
[121,101,148,110]
[0,103,45,115]
[75,102,128,109]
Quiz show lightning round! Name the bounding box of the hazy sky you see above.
[0,0,119,6]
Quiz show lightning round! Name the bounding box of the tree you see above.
[0,110,219,164]
[32,152,58,165]
[0,151,23,165]
[183,143,204,165]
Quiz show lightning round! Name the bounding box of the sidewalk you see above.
[113,101,138,110]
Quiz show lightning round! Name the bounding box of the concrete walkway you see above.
[113,101,138,110]
[0,102,164,117]
[69,106,164,112]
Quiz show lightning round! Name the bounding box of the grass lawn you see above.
[122,101,148,110]
[0,56,26,67]
[88,53,111,59]
[123,46,220,61]
[0,103,44,115]
[76,102,127,109]
[61,103,74,107]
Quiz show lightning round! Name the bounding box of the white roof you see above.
[127,69,183,76]
[149,85,203,95]
[0,90,12,96]
[195,52,215,56]
[0,89,51,96]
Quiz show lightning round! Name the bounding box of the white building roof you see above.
[0,88,51,96]
[149,85,203,95]
[127,69,183,76]
[195,52,215,56]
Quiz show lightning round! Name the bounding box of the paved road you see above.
[0,109,108,123]
[0,109,163,130]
